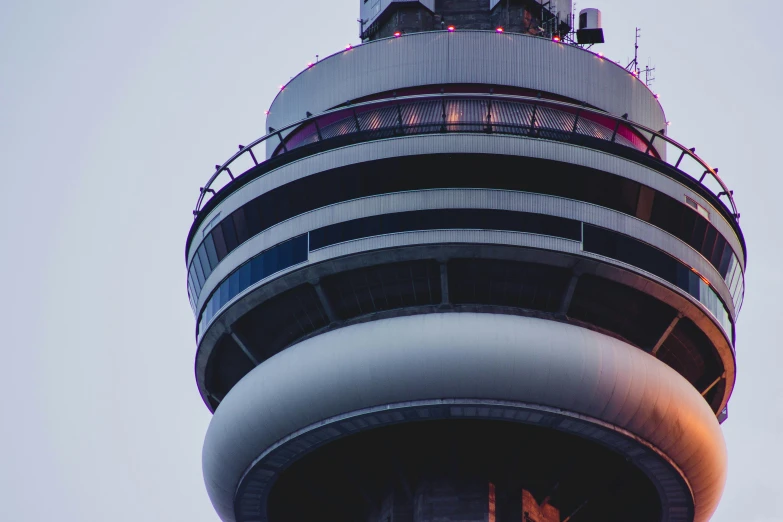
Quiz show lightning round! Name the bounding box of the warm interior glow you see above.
[488,483,496,522]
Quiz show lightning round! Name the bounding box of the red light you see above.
[447,26,455,32]
[496,27,504,33]
[394,31,401,37]
[552,35,561,42]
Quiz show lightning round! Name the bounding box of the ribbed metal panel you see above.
[309,229,581,263]
[267,32,666,157]
[193,136,744,273]
[193,188,735,320]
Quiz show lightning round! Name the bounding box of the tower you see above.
[185,2,745,521]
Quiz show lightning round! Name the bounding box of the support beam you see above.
[651,313,683,356]
[207,391,223,405]
[440,262,450,305]
[313,281,339,324]
[701,373,726,397]
[229,328,260,366]
[558,266,584,315]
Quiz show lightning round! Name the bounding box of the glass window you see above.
[190,151,741,301]
[211,225,228,261]
[196,235,309,336]
[228,271,240,300]
[204,235,219,269]
[192,255,206,288]
[232,208,250,245]
[222,217,239,253]
[583,224,733,341]
[309,209,581,251]
[194,246,209,280]
[239,262,252,290]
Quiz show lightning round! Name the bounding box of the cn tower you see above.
[185,2,745,521]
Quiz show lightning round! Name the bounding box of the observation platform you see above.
[185,30,745,522]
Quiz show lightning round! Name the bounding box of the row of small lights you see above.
[269,27,667,125]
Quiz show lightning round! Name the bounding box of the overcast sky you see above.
[0,1,780,520]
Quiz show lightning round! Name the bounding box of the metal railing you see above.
[192,94,739,225]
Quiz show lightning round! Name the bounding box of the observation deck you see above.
[186,30,745,522]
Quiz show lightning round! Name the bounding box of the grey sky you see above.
[0,1,779,520]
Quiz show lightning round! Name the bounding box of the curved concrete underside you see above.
[203,313,726,522]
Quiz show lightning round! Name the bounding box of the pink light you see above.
[307,62,314,68]
[654,94,660,99]
[393,31,401,37]
[264,110,270,116]
[597,52,603,58]
[279,85,285,90]
[496,27,504,33]
[447,26,455,32]
[346,44,353,50]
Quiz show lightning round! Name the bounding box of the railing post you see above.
[644,134,656,155]
[215,165,234,180]
[571,107,582,137]
[277,132,288,153]
[610,120,621,142]
[313,119,323,141]
[674,150,686,169]
[239,145,259,166]
[352,109,361,132]
[441,97,447,133]
[529,104,538,136]
[486,98,493,134]
[396,103,404,134]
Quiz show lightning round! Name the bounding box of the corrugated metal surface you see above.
[193,188,736,320]
[267,32,666,157]
[194,136,743,272]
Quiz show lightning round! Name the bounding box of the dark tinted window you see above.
[198,235,309,334]
[309,209,581,250]
[187,154,740,305]
[449,259,572,313]
[321,261,442,320]
[568,274,677,349]
[583,225,733,339]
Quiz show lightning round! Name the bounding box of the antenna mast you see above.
[626,27,656,86]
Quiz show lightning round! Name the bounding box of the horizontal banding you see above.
[202,313,726,522]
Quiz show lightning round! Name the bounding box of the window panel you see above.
[232,207,250,245]
[211,225,228,261]
[222,217,239,253]
[196,235,309,336]
[309,209,581,251]
[190,154,741,299]
[204,235,219,269]
[197,245,212,279]
[192,254,206,288]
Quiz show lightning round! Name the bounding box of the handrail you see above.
[192,93,739,228]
